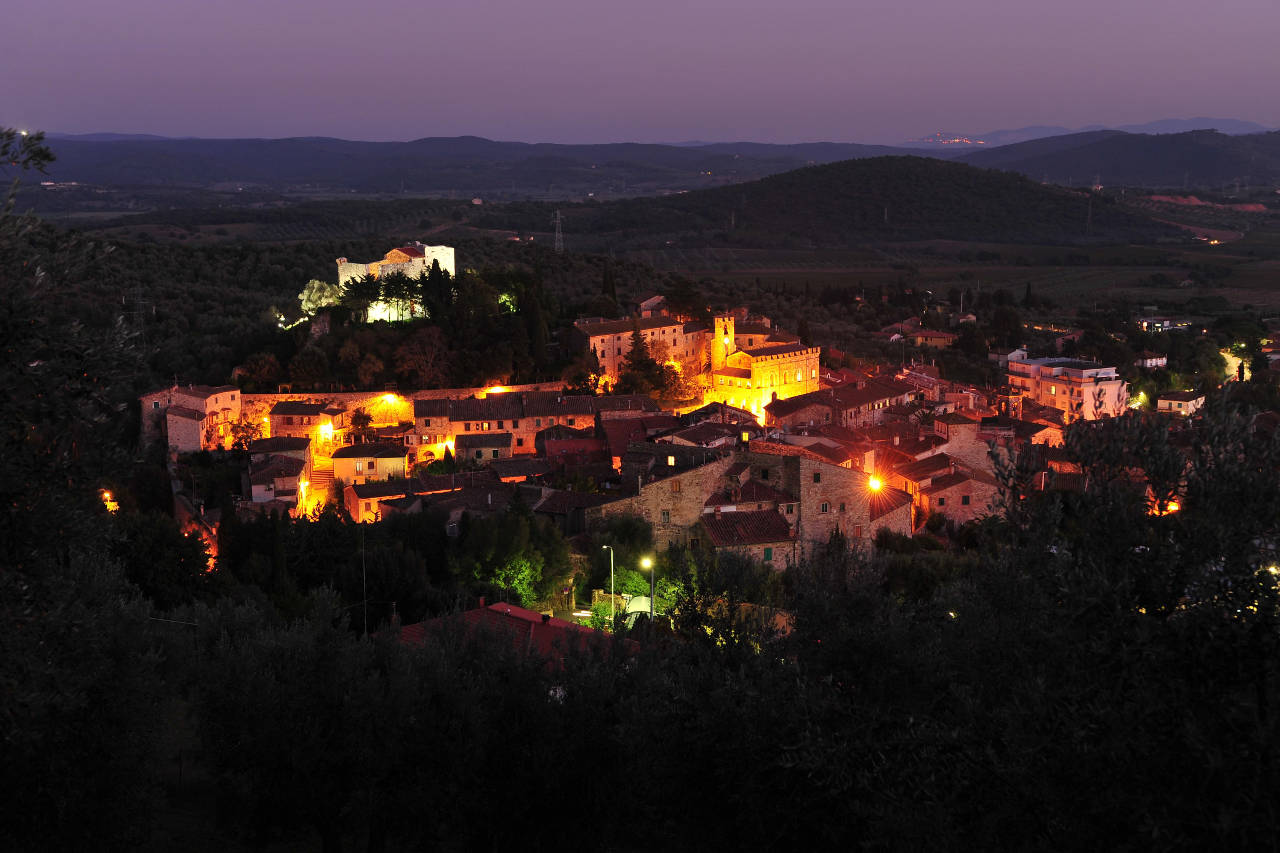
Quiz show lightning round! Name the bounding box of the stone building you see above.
[336,242,455,287]
[591,446,912,560]
[139,384,242,453]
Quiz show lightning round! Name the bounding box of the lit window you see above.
[667,455,676,467]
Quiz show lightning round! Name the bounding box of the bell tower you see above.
[711,315,736,370]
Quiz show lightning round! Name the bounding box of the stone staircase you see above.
[310,461,334,497]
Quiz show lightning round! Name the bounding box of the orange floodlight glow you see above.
[868,476,884,492]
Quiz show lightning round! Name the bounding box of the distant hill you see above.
[34,135,933,199]
[959,129,1280,188]
[928,118,1274,148]
[477,156,1181,247]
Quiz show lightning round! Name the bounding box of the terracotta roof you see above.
[700,509,794,547]
[893,453,954,482]
[490,457,555,480]
[740,343,812,358]
[349,481,416,500]
[521,391,596,418]
[1160,390,1205,402]
[704,478,794,507]
[393,245,425,258]
[455,432,513,450]
[167,405,204,421]
[593,394,660,414]
[399,602,611,663]
[534,490,612,515]
[249,455,305,485]
[868,487,913,521]
[332,442,406,459]
[450,395,523,422]
[576,315,684,338]
[764,390,830,418]
[175,384,238,399]
[671,422,742,445]
[413,398,451,418]
[248,436,310,454]
[270,401,327,416]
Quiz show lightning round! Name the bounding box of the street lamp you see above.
[601,545,615,624]
[640,556,654,622]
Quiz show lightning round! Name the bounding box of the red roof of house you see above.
[700,509,794,547]
[868,487,913,521]
[399,602,612,662]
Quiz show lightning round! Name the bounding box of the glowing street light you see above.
[602,545,615,624]
[868,475,884,492]
[641,555,655,622]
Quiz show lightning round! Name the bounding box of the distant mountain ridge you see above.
[959,129,1280,188]
[34,135,936,198]
[920,118,1275,148]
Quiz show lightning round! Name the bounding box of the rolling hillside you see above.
[960,130,1280,188]
[35,135,934,198]
[476,156,1183,248]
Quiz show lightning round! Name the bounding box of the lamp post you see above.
[640,556,654,622]
[601,545,615,624]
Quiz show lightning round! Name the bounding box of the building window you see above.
[368,459,376,472]
[535,418,542,427]
[690,538,699,550]
[761,468,769,480]
[937,497,946,506]
[661,510,671,524]
[672,480,681,494]
[512,420,519,429]
[813,472,821,483]
[763,547,773,562]
[667,455,676,467]
[364,501,371,512]
[465,423,471,431]
[820,502,829,513]
[516,438,524,447]
[482,422,490,431]
[152,401,160,409]
[355,461,364,472]
[492,450,499,459]
[785,504,794,515]
[568,418,575,426]
[286,416,294,425]
[475,450,483,459]
[497,420,504,429]
[961,495,971,505]
[839,502,846,512]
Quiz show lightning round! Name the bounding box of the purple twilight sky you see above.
[7,0,1278,143]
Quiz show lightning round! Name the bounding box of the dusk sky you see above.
[9,0,1278,143]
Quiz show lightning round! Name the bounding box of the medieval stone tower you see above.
[711,315,736,371]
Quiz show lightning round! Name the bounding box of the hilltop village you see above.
[136,240,1279,605]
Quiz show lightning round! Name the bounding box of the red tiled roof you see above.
[868,487,913,521]
[332,442,406,459]
[740,342,812,358]
[700,509,794,547]
[167,405,204,421]
[270,401,328,416]
[400,602,612,664]
[576,315,685,339]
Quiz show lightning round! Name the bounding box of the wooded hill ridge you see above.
[34,135,931,197]
[959,129,1280,189]
[475,156,1185,248]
